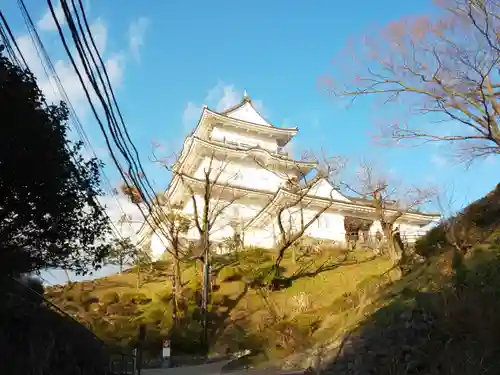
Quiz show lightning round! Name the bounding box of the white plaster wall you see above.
[396,222,425,243]
[244,227,276,249]
[182,195,265,223]
[150,231,169,261]
[211,126,278,151]
[271,208,347,246]
[193,156,285,192]
[368,220,383,235]
[369,219,427,242]
[304,211,347,244]
[181,194,269,244]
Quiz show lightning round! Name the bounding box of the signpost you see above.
[162,339,171,368]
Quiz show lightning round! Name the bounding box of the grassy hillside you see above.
[45,184,500,373]
[316,183,500,374]
[45,245,394,366]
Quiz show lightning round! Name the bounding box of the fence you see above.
[109,353,136,375]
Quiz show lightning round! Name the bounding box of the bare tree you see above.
[153,201,191,326]
[256,154,345,272]
[152,149,245,262]
[342,161,436,266]
[152,147,245,352]
[323,0,500,164]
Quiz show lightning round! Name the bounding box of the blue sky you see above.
[3,0,498,284]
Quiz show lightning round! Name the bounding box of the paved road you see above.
[142,360,230,375]
[142,360,305,375]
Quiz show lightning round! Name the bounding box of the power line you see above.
[13,1,135,239]
[0,14,24,67]
[0,7,128,246]
[44,0,181,252]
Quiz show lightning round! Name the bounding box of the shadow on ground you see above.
[322,247,500,375]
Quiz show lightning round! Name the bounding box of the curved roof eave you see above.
[190,136,318,169]
[246,188,441,229]
[221,97,275,128]
[204,108,299,134]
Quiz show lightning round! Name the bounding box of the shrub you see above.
[64,289,86,303]
[101,291,119,305]
[82,295,99,311]
[120,292,151,305]
[415,225,447,258]
[239,247,272,264]
[218,266,241,282]
[273,320,310,352]
[290,313,321,335]
[106,303,137,316]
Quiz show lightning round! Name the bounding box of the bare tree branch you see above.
[341,161,437,265]
[324,0,500,164]
[253,152,346,271]
[151,147,246,258]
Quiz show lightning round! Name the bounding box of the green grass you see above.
[45,246,394,365]
[46,240,500,373]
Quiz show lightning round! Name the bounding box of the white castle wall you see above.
[211,126,278,152]
[192,156,287,193]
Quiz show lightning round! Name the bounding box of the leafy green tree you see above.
[0,47,111,277]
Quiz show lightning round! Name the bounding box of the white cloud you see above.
[98,195,144,241]
[90,18,108,54]
[182,102,203,129]
[128,17,150,63]
[206,82,240,112]
[37,1,66,32]
[17,11,136,234]
[182,81,267,129]
[431,154,447,167]
[105,53,126,88]
[18,17,125,119]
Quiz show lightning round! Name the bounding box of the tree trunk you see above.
[382,226,402,266]
[172,247,182,326]
[136,262,141,290]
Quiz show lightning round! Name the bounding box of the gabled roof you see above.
[222,92,273,127]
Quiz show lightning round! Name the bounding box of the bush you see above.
[120,292,151,305]
[239,247,272,265]
[415,225,447,258]
[218,266,241,282]
[101,291,119,305]
[273,320,311,353]
[64,289,86,303]
[290,313,321,335]
[82,295,99,311]
[106,303,137,316]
